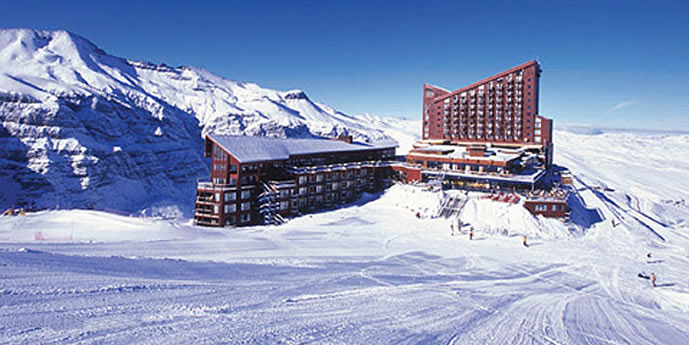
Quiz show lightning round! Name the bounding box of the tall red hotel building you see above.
[421,60,553,166]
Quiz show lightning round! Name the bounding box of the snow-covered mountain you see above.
[0,29,418,215]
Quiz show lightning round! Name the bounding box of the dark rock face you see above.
[0,92,208,216]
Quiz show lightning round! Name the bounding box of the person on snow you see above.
[522,235,528,247]
[469,229,474,240]
[450,223,455,236]
[651,273,657,288]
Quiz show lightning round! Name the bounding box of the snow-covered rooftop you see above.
[409,144,524,163]
[209,135,397,163]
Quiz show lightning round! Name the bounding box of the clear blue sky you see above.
[2,0,688,130]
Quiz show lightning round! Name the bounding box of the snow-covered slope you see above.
[1,130,688,344]
[0,29,417,215]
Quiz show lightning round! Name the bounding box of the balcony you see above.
[194,218,220,226]
[194,207,215,216]
[197,181,237,192]
[196,194,214,202]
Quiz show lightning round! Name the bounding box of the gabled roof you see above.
[208,135,397,163]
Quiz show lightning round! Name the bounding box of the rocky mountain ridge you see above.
[0,29,417,216]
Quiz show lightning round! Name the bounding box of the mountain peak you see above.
[0,28,106,56]
[282,90,309,100]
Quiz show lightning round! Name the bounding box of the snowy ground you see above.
[1,129,689,344]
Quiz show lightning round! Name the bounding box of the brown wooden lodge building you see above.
[194,135,397,227]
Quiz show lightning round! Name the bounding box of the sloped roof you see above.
[208,135,397,163]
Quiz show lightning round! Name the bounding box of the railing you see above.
[196,196,214,203]
[197,181,237,191]
[286,160,396,174]
[194,207,214,215]
[525,188,569,201]
[194,218,219,226]
[265,179,296,187]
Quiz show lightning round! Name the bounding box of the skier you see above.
[651,273,656,288]
[522,235,528,247]
[469,229,474,241]
[450,223,455,236]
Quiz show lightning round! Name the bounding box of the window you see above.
[241,190,251,199]
[224,204,236,213]
[213,145,227,160]
[280,201,289,210]
[316,185,323,193]
[240,213,251,223]
[332,182,339,191]
[280,189,290,198]
[213,205,220,214]
[241,202,251,211]
[299,187,307,196]
[225,192,236,201]
[214,193,221,202]
[298,176,307,184]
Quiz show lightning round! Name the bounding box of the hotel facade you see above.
[422,60,553,167]
[194,135,396,227]
[392,60,567,217]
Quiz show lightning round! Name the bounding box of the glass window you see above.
[241,190,251,199]
[241,202,251,211]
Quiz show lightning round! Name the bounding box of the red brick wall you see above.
[422,60,551,147]
[524,200,567,218]
[393,165,422,183]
